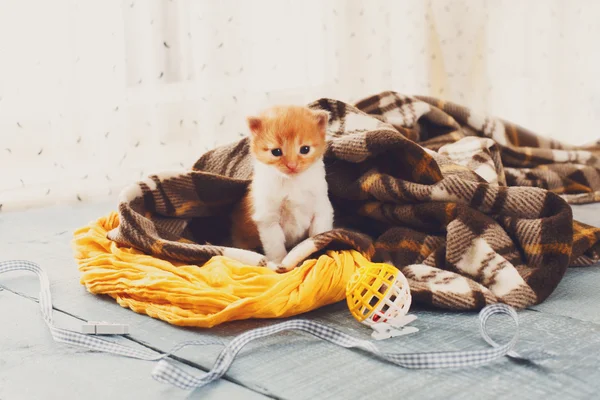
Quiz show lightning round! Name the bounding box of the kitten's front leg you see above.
[309,198,334,237]
[257,221,287,264]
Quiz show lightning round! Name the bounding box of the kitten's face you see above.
[247,106,328,177]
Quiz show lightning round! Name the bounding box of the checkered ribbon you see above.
[0,260,222,362]
[1,259,550,391]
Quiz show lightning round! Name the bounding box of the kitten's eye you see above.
[271,148,283,157]
[300,146,310,155]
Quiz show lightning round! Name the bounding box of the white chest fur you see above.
[251,160,331,249]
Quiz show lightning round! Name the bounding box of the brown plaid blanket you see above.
[108,91,600,310]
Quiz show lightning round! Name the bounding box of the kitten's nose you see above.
[286,162,298,172]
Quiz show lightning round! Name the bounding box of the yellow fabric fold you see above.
[72,212,376,328]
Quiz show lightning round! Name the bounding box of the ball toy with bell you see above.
[346,262,418,340]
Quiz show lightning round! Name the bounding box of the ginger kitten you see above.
[231,105,334,270]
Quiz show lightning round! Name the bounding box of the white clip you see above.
[370,314,419,340]
[81,321,130,335]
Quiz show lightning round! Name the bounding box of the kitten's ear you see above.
[313,110,329,130]
[246,116,263,136]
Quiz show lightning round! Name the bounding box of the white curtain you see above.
[1,0,599,211]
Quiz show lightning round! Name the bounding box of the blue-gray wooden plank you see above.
[0,287,268,400]
[2,201,600,399]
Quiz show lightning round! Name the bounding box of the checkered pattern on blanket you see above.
[107,91,600,310]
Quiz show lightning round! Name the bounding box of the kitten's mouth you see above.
[279,168,302,177]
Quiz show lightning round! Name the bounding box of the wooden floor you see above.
[1,200,600,400]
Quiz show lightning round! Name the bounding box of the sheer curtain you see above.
[1,0,599,211]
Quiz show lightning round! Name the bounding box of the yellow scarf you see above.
[73,212,378,328]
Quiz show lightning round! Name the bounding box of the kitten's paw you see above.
[279,259,299,273]
[266,261,293,273]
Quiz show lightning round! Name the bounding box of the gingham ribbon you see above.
[0,260,222,361]
[1,260,550,391]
